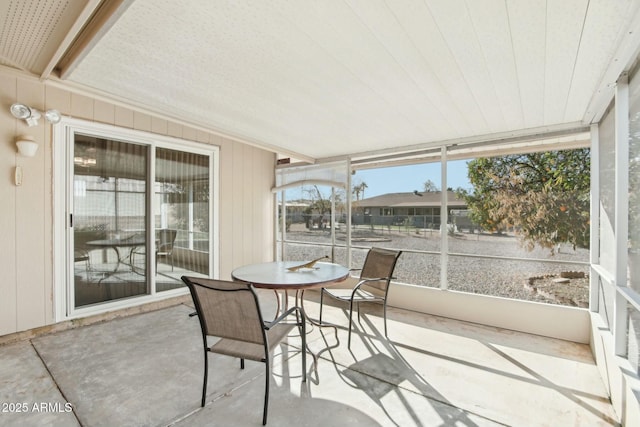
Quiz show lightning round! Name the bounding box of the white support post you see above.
[589,124,600,312]
[272,190,278,261]
[346,159,352,268]
[614,73,630,356]
[331,187,336,262]
[280,190,287,261]
[188,182,194,250]
[441,147,448,290]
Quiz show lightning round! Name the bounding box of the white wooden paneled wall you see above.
[0,67,275,336]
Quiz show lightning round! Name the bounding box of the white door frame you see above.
[53,117,219,321]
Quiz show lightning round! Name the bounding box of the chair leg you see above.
[319,289,324,325]
[263,356,270,425]
[241,358,245,369]
[301,317,307,383]
[383,301,388,337]
[201,348,208,407]
[348,298,355,348]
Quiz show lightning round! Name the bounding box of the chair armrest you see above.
[264,306,302,329]
[351,276,396,297]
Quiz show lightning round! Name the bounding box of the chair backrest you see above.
[182,277,266,345]
[157,229,177,253]
[360,247,402,294]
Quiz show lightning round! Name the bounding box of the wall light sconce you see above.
[15,135,39,157]
[10,103,61,127]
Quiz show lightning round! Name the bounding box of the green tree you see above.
[352,181,368,201]
[458,149,590,253]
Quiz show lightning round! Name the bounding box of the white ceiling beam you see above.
[40,0,103,80]
[320,121,589,164]
[57,0,134,79]
[351,135,590,171]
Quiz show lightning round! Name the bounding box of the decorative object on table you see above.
[286,255,329,271]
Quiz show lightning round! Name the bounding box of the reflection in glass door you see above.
[152,148,210,291]
[70,132,213,309]
[73,135,148,307]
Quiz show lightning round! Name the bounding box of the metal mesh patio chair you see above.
[156,229,177,271]
[319,247,402,348]
[181,276,306,425]
[130,229,177,274]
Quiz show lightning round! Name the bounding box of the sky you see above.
[284,159,473,200]
[351,159,472,198]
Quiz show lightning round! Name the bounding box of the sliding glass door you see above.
[153,148,210,292]
[66,123,215,311]
[73,135,149,307]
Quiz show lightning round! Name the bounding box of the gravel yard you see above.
[282,226,590,307]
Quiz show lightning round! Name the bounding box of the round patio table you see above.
[231,261,349,290]
[86,236,147,272]
[232,260,349,366]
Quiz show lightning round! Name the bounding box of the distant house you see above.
[353,191,468,229]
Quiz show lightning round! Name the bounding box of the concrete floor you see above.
[0,290,618,427]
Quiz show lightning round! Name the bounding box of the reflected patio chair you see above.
[319,247,402,348]
[156,229,177,271]
[74,248,90,274]
[130,229,177,274]
[181,276,306,425]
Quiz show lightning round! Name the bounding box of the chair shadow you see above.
[346,341,485,426]
[306,308,486,427]
[338,305,616,426]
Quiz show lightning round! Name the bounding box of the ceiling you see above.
[2,0,640,163]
